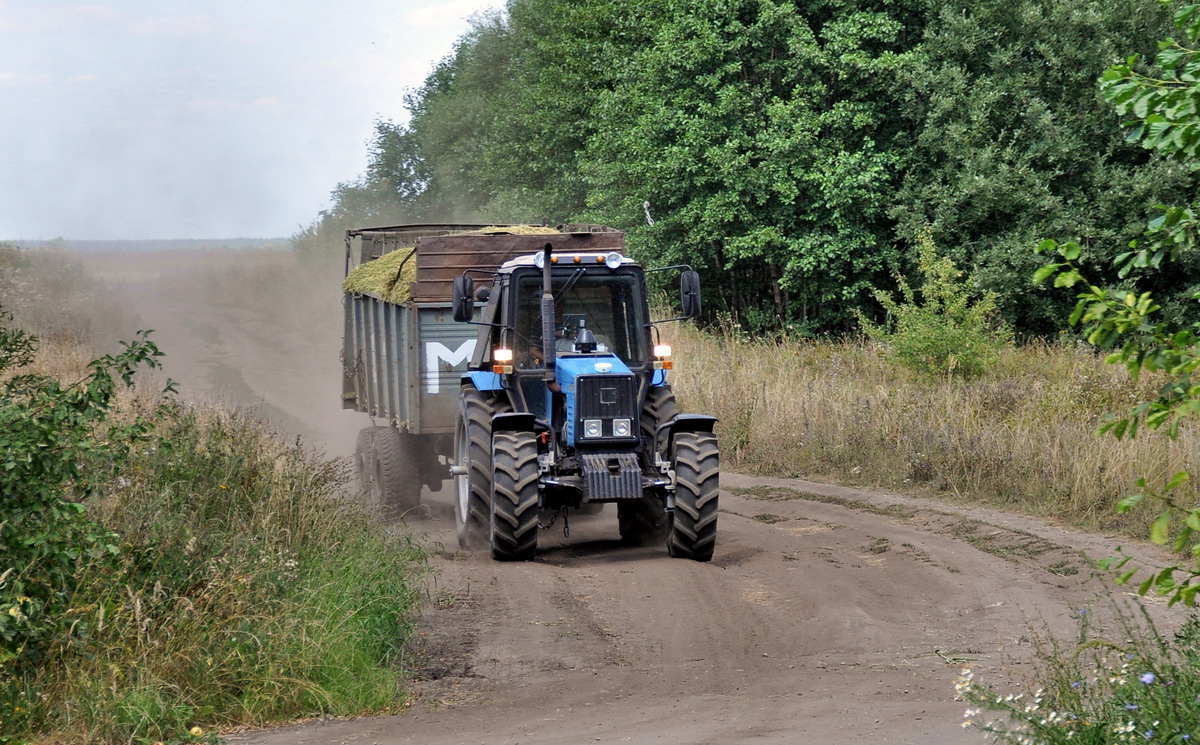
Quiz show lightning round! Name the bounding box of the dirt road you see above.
[80,249,1161,744]
[234,473,1143,745]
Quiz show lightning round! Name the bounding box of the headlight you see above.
[605,252,623,270]
[493,348,513,362]
[583,419,602,438]
[653,344,672,358]
[613,419,631,437]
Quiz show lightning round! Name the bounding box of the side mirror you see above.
[452,275,475,322]
[681,270,701,319]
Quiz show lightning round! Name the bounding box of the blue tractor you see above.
[450,239,719,561]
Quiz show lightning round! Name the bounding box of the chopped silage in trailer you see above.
[342,225,560,303]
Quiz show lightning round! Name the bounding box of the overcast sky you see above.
[0,0,504,240]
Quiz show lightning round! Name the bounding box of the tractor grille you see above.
[576,375,637,421]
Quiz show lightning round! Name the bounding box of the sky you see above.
[0,0,504,240]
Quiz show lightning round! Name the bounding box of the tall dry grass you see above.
[666,322,1196,536]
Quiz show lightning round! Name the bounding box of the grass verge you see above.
[668,323,1193,540]
[2,337,425,745]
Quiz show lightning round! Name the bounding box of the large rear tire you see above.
[490,431,539,561]
[454,388,509,550]
[668,432,719,562]
[621,386,677,545]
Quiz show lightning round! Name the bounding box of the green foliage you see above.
[1038,236,1200,607]
[305,0,1196,335]
[895,0,1192,334]
[957,607,1200,743]
[0,320,425,742]
[1033,1,1200,608]
[0,310,169,674]
[35,408,424,743]
[859,232,1009,379]
[581,0,914,332]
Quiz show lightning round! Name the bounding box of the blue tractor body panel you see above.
[555,354,635,447]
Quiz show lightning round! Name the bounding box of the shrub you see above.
[859,230,1010,379]
[1,318,425,744]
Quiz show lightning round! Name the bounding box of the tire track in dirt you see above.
[233,474,1172,745]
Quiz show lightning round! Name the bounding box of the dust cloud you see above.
[62,246,369,458]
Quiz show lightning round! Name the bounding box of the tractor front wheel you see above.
[668,432,719,561]
[490,431,540,561]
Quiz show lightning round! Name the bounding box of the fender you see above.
[465,370,504,392]
[654,414,719,454]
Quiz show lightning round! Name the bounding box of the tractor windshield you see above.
[512,268,646,367]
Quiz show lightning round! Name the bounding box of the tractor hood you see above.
[555,353,633,385]
[555,354,638,447]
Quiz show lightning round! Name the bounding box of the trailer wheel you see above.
[373,427,421,517]
[355,428,379,507]
[455,388,508,550]
[490,431,539,561]
[668,432,719,562]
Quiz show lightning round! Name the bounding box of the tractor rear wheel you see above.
[618,497,668,545]
[490,431,539,561]
[668,432,719,561]
[454,387,508,549]
[621,385,678,545]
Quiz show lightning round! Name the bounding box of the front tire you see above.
[668,432,719,561]
[490,431,539,561]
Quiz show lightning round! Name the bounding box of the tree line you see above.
[297,0,1197,336]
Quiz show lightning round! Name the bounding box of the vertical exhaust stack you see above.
[540,242,556,380]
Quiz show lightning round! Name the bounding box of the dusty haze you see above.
[71,247,368,458]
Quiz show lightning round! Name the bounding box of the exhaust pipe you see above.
[541,242,556,379]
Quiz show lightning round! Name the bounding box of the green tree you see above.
[1036,2,1200,606]
[896,0,1192,334]
[582,0,917,332]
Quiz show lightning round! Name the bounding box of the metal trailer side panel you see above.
[342,293,477,435]
[415,302,480,434]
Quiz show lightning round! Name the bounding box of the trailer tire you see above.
[355,428,379,507]
[490,431,539,561]
[668,432,719,562]
[378,427,422,516]
[455,388,508,550]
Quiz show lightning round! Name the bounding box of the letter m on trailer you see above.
[424,340,476,394]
